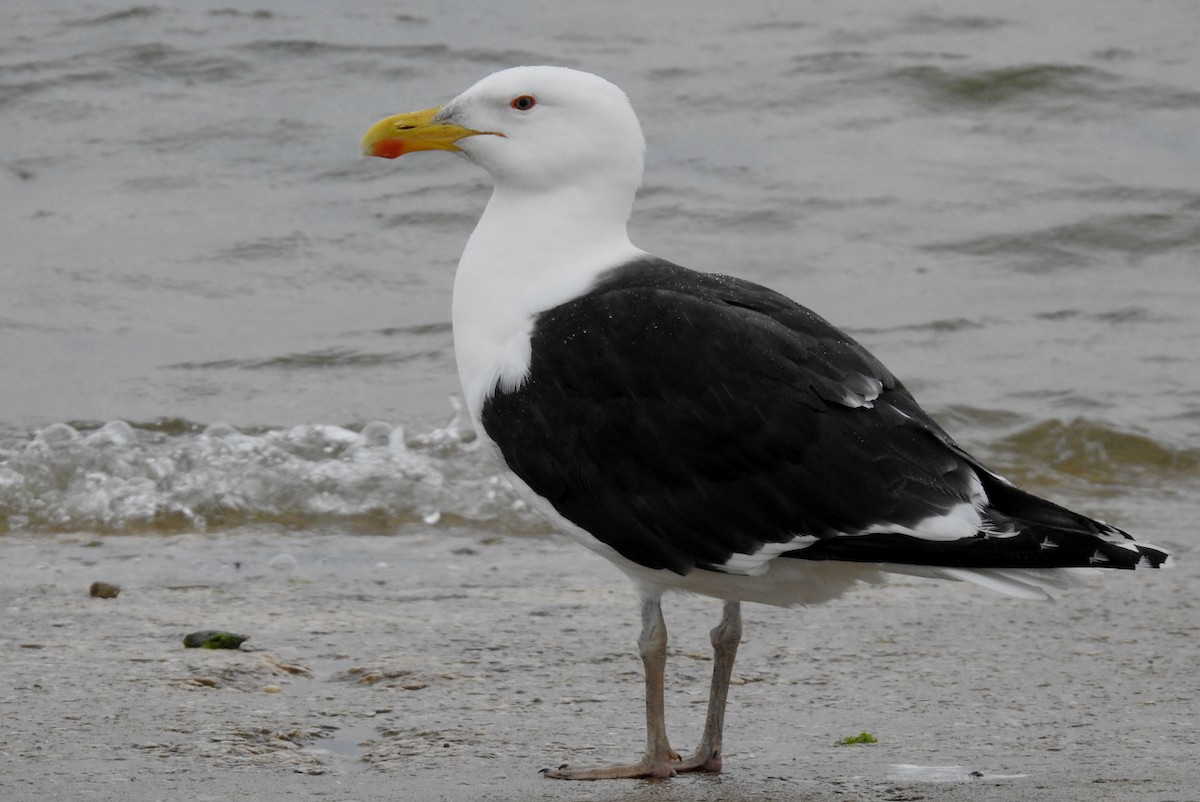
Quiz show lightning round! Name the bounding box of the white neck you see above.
[452,180,644,423]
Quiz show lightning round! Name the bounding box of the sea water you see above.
[2,0,1198,542]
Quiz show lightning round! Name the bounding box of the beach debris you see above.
[837,732,878,745]
[264,654,312,677]
[269,553,298,571]
[183,630,248,649]
[89,581,121,598]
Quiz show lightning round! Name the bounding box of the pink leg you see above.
[543,593,680,779]
[675,600,742,773]
[543,597,744,780]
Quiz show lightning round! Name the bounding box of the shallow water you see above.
[2,1,1198,542]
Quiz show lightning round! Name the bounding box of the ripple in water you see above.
[0,413,540,535]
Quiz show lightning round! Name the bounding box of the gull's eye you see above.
[509,95,537,111]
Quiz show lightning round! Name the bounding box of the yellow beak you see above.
[360,106,488,159]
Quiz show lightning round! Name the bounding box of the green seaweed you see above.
[183,630,248,649]
[838,732,878,745]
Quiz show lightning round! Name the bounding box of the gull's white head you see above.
[362,67,651,419]
[362,66,646,197]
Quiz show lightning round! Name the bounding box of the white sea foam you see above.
[0,415,535,534]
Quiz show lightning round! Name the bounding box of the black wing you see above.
[481,257,1166,575]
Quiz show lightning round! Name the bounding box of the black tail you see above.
[788,469,1170,570]
[972,470,1169,569]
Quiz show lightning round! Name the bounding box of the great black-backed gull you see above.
[361,66,1169,780]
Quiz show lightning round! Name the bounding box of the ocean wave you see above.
[0,410,538,535]
[924,202,1200,271]
[166,347,431,371]
[1,412,1193,536]
[893,63,1115,107]
[988,417,1200,491]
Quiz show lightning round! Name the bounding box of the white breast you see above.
[451,185,645,427]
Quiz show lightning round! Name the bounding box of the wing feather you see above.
[482,258,980,574]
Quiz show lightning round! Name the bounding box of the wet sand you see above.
[2,527,1193,801]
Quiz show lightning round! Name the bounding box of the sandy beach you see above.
[2,526,1193,801]
[3,3,1198,800]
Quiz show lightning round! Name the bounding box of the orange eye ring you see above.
[510,95,537,111]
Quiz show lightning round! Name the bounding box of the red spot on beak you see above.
[370,139,407,159]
